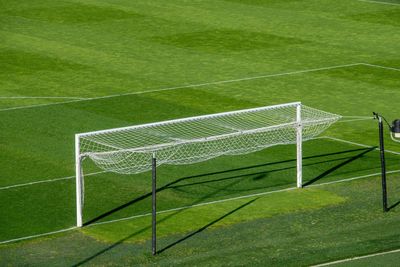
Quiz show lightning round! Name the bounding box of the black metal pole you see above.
[152,154,157,255]
[378,116,388,212]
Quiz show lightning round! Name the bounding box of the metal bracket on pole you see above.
[296,103,303,188]
[152,152,157,255]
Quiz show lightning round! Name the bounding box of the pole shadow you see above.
[74,173,254,265]
[303,147,376,187]
[157,198,257,254]
[388,200,400,211]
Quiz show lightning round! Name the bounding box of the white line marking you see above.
[0,96,87,100]
[357,0,400,6]
[0,63,362,112]
[2,169,400,245]
[0,227,77,245]
[321,136,400,155]
[0,176,73,190]
[311,247,400,266]
[361,63,400,71]
[309,169,400,187]
[0,171,105,191]
[0,61,398,243]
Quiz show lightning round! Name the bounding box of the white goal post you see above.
[74,102,340,253]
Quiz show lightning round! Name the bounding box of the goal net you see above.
[77,102,340,175]
[75,102,340,227]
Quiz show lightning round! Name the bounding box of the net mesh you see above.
[78,103,341,174]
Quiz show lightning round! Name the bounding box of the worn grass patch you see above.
[82,188,345,243]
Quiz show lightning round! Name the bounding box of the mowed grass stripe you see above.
[1,2,398,103]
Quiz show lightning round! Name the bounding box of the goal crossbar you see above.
[78,102,301,138]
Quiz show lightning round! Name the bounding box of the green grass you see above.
[0,0,399,265]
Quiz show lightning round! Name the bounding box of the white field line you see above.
[321,136,400,155]
[311,247,400,266]
[0,171,105,191]
[357,0,400,6]
[0,96,87,100]
[308,169,400,187]
[0,62,398,243]
[361,63,400,71]
[0,63,361,112]
[2,169,400,245]
[0,227,77,245]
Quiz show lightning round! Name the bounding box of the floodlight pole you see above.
[152,153,157,255]
[376,115,388,212]
[75,134,83,227]
[296,103,303,188]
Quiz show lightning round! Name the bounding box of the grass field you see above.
[0,0,400,266]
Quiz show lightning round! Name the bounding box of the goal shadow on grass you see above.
[388,200,400,211]
[83,146,376,227]
[75,147,377,265]
[74,189,258,266]
[156,197,258,254]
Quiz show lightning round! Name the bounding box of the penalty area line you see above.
[1,170,400,245]
[0,227,77,245]
[0,96,88,100]
[320,136,400,155]
[0,171,105,191]
[0,62,362,112]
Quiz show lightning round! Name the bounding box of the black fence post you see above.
[378,116,388,212]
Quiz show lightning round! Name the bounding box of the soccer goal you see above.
[75,102,340,254]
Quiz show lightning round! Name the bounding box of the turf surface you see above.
[0,0,399,265]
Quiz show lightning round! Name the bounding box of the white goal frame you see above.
[75,102,340,254]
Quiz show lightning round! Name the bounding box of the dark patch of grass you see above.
[150,29,307,52]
